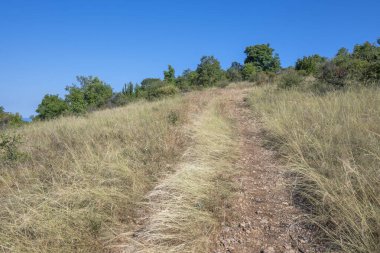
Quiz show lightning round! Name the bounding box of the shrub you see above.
[0,107,23,129]
[278,70,304,89]
[242,63,258,80]
[226,62,243,82]
[146,85,179,100]
[36,94,68,120]
[295,54,327,75]
[0,133,23,162]
[195,56,224,86]
[318,61,348,87]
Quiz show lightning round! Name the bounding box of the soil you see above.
[212,88,323,253]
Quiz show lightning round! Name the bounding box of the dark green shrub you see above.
[278,70,304,89]
[226,62,243,82]
[295,54,327,75]
[318,61,348,87]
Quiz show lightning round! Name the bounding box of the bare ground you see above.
[212,87,322,253]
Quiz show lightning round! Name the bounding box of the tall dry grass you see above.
[249,86,380,252]
[117,92,238,252]
[0,95,207,252]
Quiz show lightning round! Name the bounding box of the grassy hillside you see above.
[0,94,210,252]
[249,85,380,252]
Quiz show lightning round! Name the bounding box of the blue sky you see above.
[0,0,379,117]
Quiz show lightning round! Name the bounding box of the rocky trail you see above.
[212,88,322,253]
[112,87,321,253]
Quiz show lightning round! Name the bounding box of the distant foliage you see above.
[36,95,68,120]
[295,54,327,75]
[164,65,176,84]
[196,56,224,86]
[0,106,23,129]
[278,69,304,89]
[244,44,281,72]
[242,63,257,81]
[293,40,380,88]
[0,133,23,162]
[176,69,198,91]
[226,62,243,82]
[65,76,113,113]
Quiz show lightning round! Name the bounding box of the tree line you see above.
[1,39,378,125]
[33,43,281,120]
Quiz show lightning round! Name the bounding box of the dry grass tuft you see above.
[116,93,238,253]
[249,85,380,252]
[0,95,207,252]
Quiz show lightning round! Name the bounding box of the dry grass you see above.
[0,94,209,252]
[115,91,238,252]
[249,85,380,252]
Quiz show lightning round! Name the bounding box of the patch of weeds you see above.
[0,133,25,163]
[168,110,179,125]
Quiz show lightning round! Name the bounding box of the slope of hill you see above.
[1,84,379,253]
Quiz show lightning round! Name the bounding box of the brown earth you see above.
[212,87,323,253]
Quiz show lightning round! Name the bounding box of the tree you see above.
[65,76,113,113]
[80,77,113,108]
[195,56,224,86]
[242,63,258,80]
[295,54,327,75]
[122,82,134,96]
[352,41,380,61]
[65,86,87,114]
[244,44,281,72]
[176,69,198,90]
[226,62,243,81]
[164,65,175,83]
[141,78,162,90]
[36,94,68,120]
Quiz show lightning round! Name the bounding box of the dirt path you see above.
[111,87,321,253]
[212,87,320,253]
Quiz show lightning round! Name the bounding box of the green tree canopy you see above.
[226,62,243,81]
[36,94,68,120]
[244,44,281,72]
[164,65,175,83]
[242,63,258,80]
[196,56,224,86]
[65,76,113,113]
[295,54,327,75]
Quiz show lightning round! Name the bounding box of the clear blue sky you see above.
[0,0,379,117]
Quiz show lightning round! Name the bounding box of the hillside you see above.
[1,82,379,253]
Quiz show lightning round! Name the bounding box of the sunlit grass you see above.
[249,85,380,253]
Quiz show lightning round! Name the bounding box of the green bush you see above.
[195,56,224,86]
[226,62,243,82]
[0,133,23,162]
[242,63,258,81]
[146,85,179,100]
[295,54,327,75]
[318,61,348,87]
[0,107,24,129]
[278,70,304,89]
[36,94,68,120]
